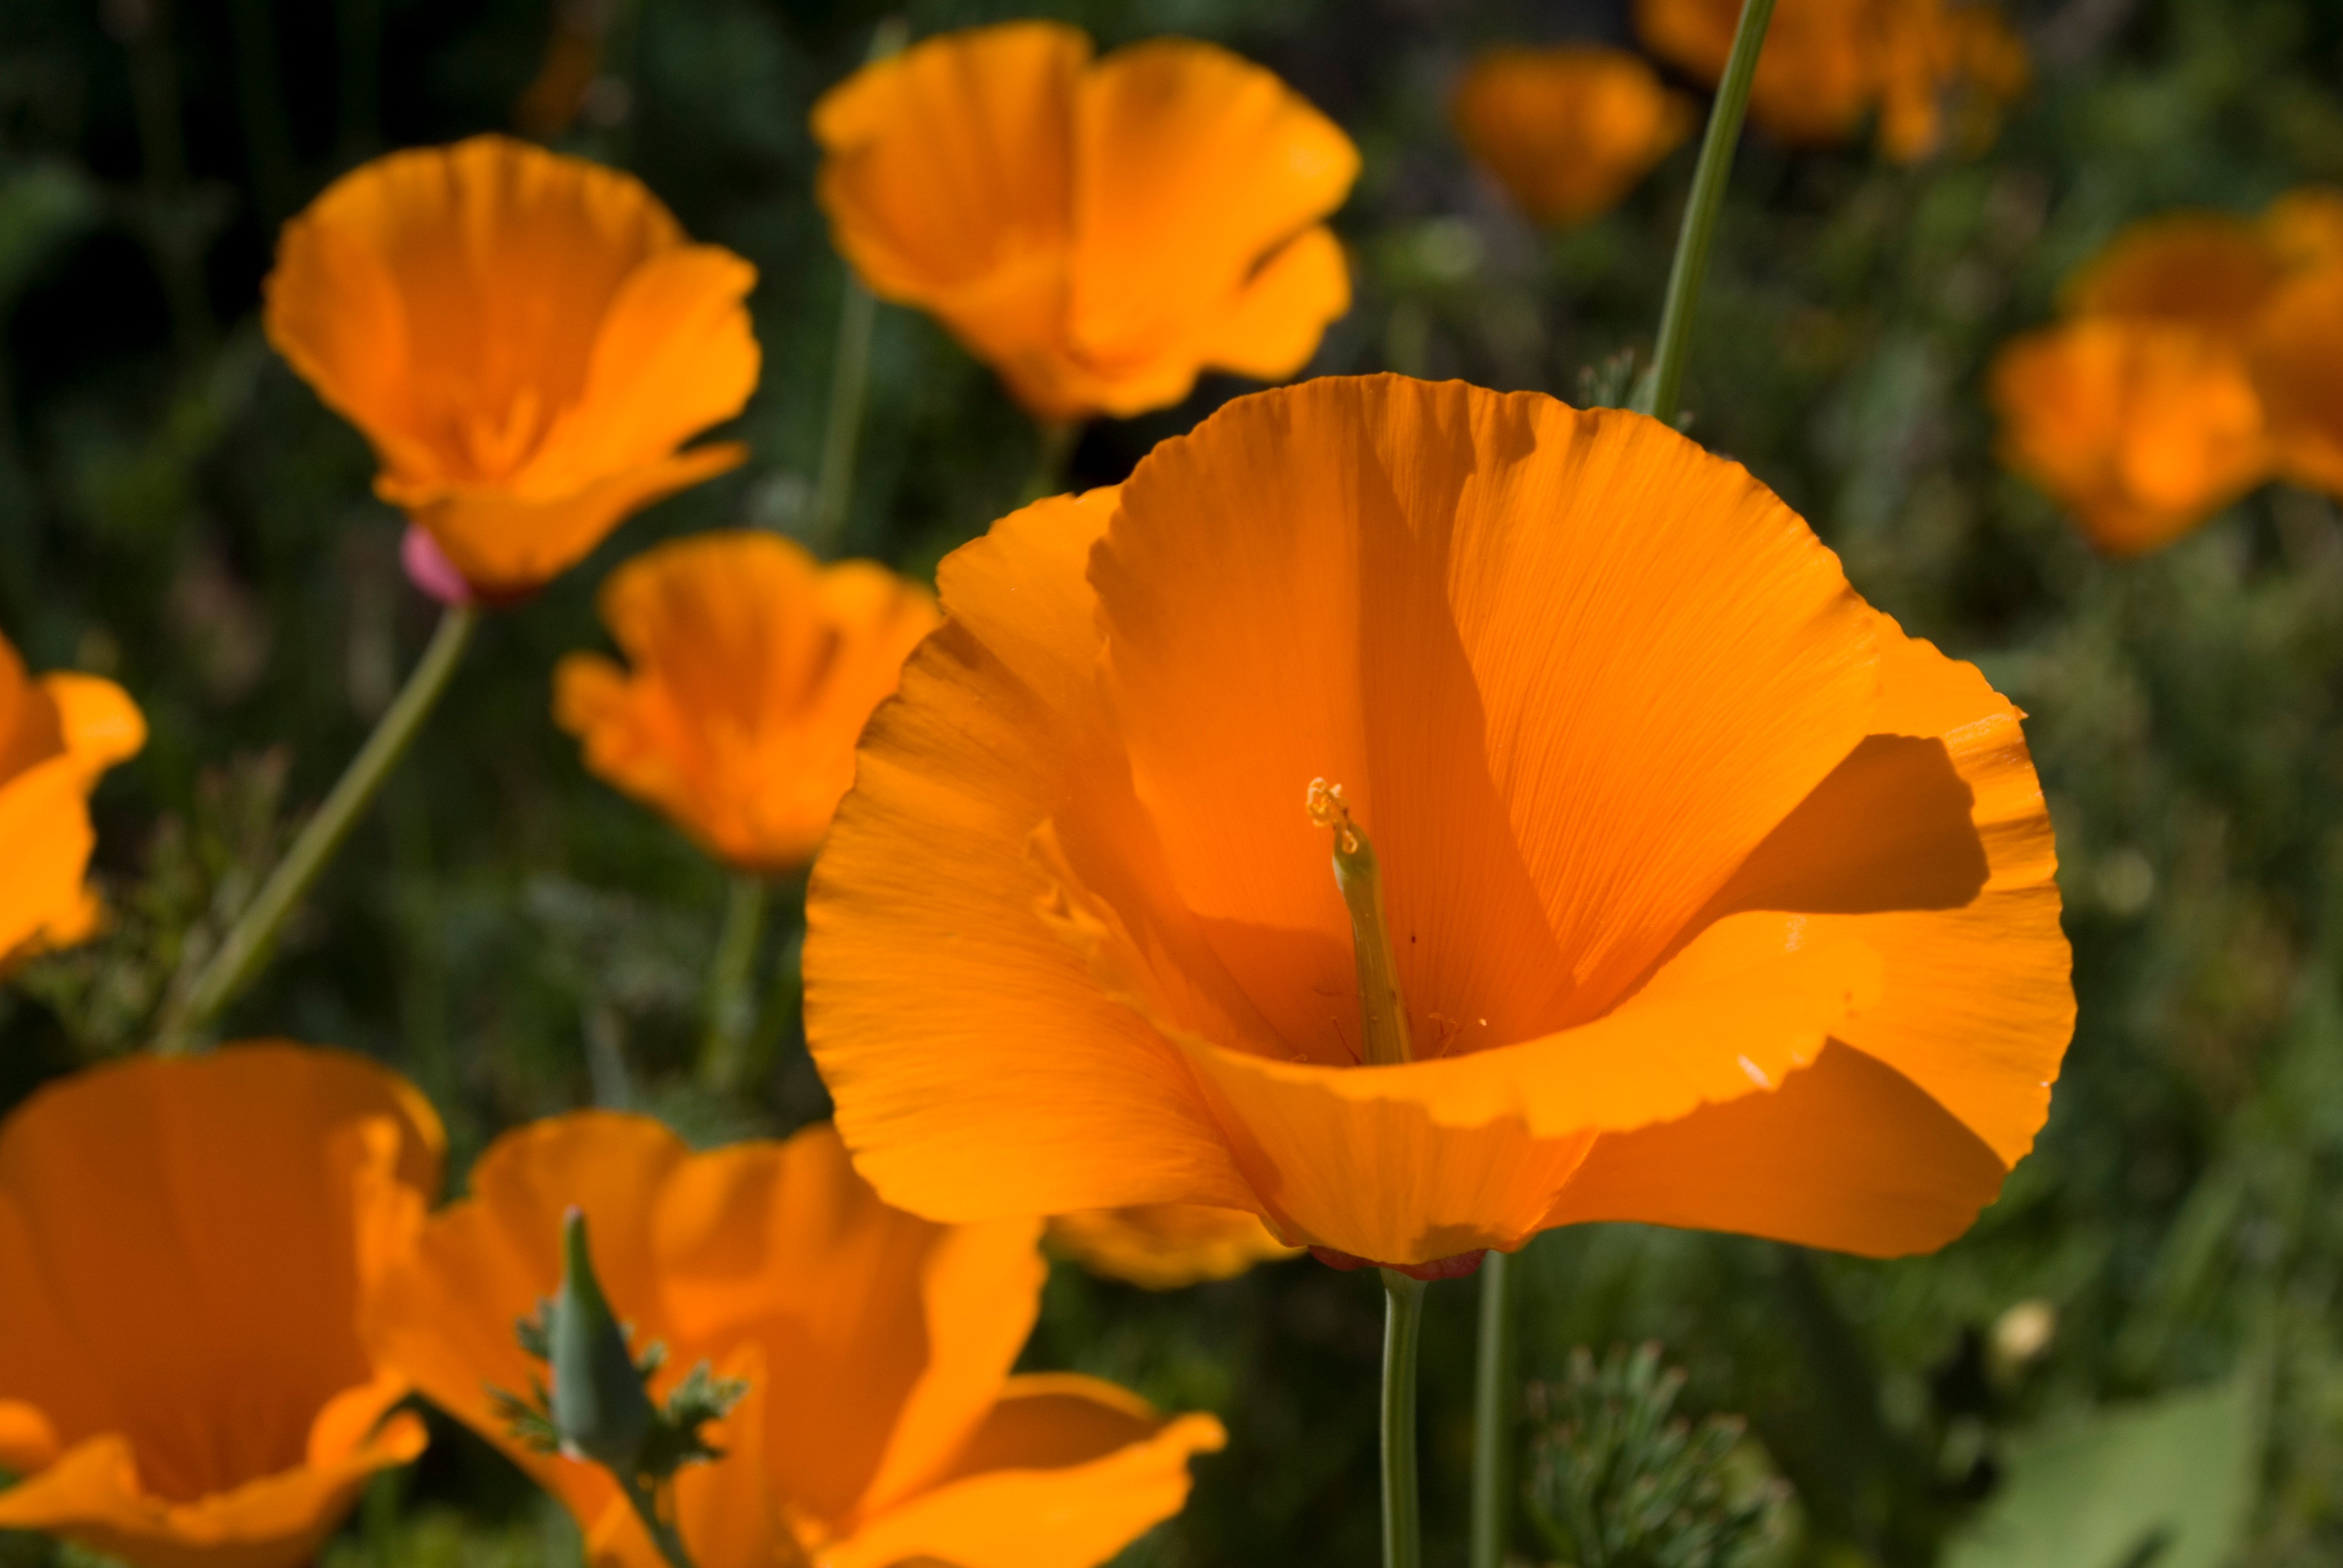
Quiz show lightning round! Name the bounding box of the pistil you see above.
[1307,779,1415,1067]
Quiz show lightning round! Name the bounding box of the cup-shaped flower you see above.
[1635,0,2027,161]
[0,1044,443,1568]
[1990,193,2343,553]
[553,532,940,874]
[812,22,1359,422]
[0,627,144,966]
[1048,1205,1301,1290]
[1451,48,1694,227]
[806,375,2072,1273]
[363,1113,1226,1568]
[264,136,760,600]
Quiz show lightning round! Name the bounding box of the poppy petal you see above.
[1190,226,1352,383]
[821,1376,1225,1568]
[1047,1204,1302,1289]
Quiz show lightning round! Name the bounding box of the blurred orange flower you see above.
[264,136,760,600]
[1635,0,2027,161]
[812,22,1358,422]
[365,1114,1225,1568]
[553,531,939,873]
[807,375,2071,1274]
[1452,47,1695,226]
[1048,1205,1301,1290]
[0,1045,442,1568]
[1991,191,2343,553]
[0,626,144,967]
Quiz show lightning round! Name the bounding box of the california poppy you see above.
[1451,47,1695,227]
[1990,191,2343,553]
[0,1044,442,1568]
[264,136,760,599]
[812,22,1359,422]
[553,531,939,874]
[0,626,145,967]
[365,1113,1225,1568]
[1049,1205,1301,1290]
[806,375,2071,1274]
[1634,0,2027,162]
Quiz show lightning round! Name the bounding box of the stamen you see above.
[1306,778,1414,1067]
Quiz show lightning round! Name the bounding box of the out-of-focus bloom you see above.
[1990,320,2272,557]
[0,1045,442,1568]
[1048,1205,1302,1290]
[264,136,759,600]
[365,1114,1225,1568]
[553,531,939,873]
[1992,190,2343,553]
[0,626,144,966]
[807,375,2072,1274]
[812,22,1359,422]
[1451,47,1695,226]
[1635,0,2028,161]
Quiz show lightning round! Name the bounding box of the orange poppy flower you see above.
[812,22,1359,422]
[1634,0,2027,161]
[806,375,2071,1274]
[1990,320,2273,557]
[552,531,939,874]
[0,1044,442,1568]
[364,1113,1225,1568]
[1048,1205,1302,1290]
[1,626,145,967]
[264,136,760,599]
[2252,268,2343,496]
[1990,191,2343,552]
[1451,47,1695,227]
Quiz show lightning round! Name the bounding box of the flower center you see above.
[1306,779,1414,1067]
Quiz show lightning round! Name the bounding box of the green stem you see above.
[1635,0,1779,427]
[165,604,478,1045]
[1019,418,1080,505]
[1381,1269,1428,1568]
[614,1472,696,1568]
[1469,1249,1517,1568]
[698,871,768,1092]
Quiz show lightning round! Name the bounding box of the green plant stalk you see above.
[1019,418,1080,505]
[1469,1248,1517,1568]
[1634,0,1780,427]
[1381,1269,1428,1568]
[805,16,908,555]
[699,871,768,1091]
[168,603,478,1044]
[614,1472,695,1568]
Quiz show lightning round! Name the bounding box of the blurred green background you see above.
[3,0,2342,1563]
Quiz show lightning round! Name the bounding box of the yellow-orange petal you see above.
[552,533,939,873]
[1191,225,1352,384]
[1063,38,1358,409]
[809,493,1262,1224]
[2063,211,2283,332]
[1048,1204,1302,1289]
[822,1376,1226,1568]
[2261,187,2343,273]
[1637,0,1879,148]
[1452,47,1695,226]
[2248,268,2343,498]
[1693,614,2069,1167]
[388,441,746,597]
[0,1045,440,1568]
[0,649,145,964]
[1544,1039,2008,1256]
[812,23,1084,306]
[1990,318,2272,556]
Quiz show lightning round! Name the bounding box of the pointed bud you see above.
[548,1208,653,1469]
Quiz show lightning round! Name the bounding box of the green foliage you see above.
[1946,1371,2261,1568]
[1525,1344,1788,1568]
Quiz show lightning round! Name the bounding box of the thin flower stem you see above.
[1468,1249,1517,1568]
[699,871,768,1092]
[614,1472,696,1568]
[1635,0,1779,427]
[165,603,478,1046]
[1020,418,1080,505]
[805,15,908,557]
[1380,1268,1428,1568]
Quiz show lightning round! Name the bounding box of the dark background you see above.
[4,0,2343,1562]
